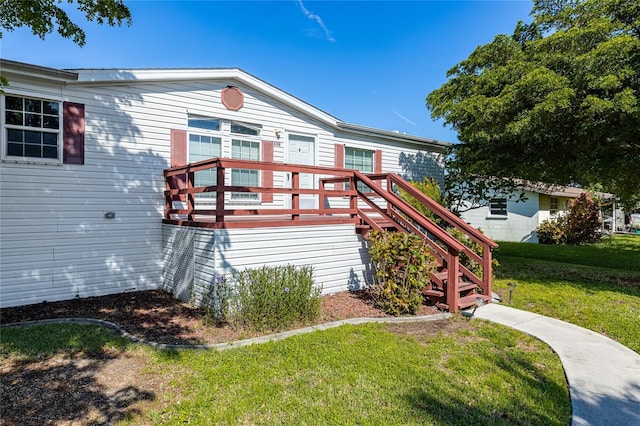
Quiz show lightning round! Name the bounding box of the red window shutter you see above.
[334,143,344,190]
[170,129,188,202]
[374,149,382,174]
[63,102,85,165]
[262,141,274,203]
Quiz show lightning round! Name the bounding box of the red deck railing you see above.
[163,158,497,311]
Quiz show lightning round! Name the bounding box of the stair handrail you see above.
[352,171,466,254]
[387,174,498,249]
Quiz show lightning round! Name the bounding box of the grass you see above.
[7,237,638,424]
[0,320,568,425]
[145,322,569,425]
[493,234,640,353]
[0,323,130,359]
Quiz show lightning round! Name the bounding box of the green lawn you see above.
[1,320,570,425]
[493,234,640,353]
[7,237,637,424]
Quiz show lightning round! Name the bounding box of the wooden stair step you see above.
[422,288,444,298]
[457,294,491,310]
[458,282,478,293]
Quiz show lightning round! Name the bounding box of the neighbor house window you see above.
[344,147,373,191]
[188,118,221,198]
[230,121,261,200]
[550,197,559,217]
[4,95,61,160]
[490,198,508,216]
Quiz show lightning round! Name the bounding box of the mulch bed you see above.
[0,289,440,345]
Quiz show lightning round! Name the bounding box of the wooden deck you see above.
[163,158,498,312]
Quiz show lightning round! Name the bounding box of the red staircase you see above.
[325,171,498,312]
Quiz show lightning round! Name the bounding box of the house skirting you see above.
[162,223,372,306]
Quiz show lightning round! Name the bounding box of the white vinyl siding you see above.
[0,66,446,308]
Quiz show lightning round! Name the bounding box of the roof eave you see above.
[0,59,78,83]
[338,122,451,151]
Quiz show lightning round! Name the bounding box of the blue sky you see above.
[1,0,533,143]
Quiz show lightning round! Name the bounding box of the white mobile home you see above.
[2,59,477,309]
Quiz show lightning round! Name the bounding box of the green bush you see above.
[368,230,437,315]
[565,193,601,244]
[536,193,601,245]
[398,177,445,224]
[537,217,567,245]
[232,264,321,331]
[201,274,232,325]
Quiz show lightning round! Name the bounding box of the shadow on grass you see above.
[495,256,640,296]
[1,356,154,426]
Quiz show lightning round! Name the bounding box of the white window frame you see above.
[187,117,222,200]
[344,146,374,192]
[230,121,261,201]
[550,197,559,217]
[1,93,63,165]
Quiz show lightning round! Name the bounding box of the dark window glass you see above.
[188,118,220,131]
[43,115,59,129]
[5,96,23,111]
[24,130,40,143]
[490,198,508,216]
[5,111,23,125]
[24,143,41,157]
[25,98,41,113]
[7,142,23,156]
[25,113,42,128]
[43,101,59,115]
[7,129,22,142]
[43,133,57,145]
[42,146,58,158]
[230,121,259,136]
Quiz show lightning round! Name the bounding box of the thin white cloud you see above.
[393,109,417,127]
[296,0,336,43]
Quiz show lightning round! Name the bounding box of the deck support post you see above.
[187,171,195,221]
[216,167,225,223]
[447,248,460,313]
[292,171,300,221]
[481,244,492,297]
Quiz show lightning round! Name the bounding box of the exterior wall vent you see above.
[221,86,244,111]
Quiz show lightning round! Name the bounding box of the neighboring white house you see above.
[459,185,583,243]
[0,59,450,308]
[459,184,619,243]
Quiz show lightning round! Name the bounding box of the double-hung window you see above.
[550,197,559,217]
[4,95,61,161]
[230,121,261,200]
[188,118,221,199]
[489,198,508,217]
[344,147,373,192]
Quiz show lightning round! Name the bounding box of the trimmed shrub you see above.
[537,193,601,245]
[232,264,321,331]
[368,230,437,316]
[537,217,567,245]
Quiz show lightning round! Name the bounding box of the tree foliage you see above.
[0,0,131,46]
[426,0,640,205]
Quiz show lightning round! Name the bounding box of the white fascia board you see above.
[69,67,340,128]
[0,59,78,84]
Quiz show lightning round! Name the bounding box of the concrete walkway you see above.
[474,303,640,426]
